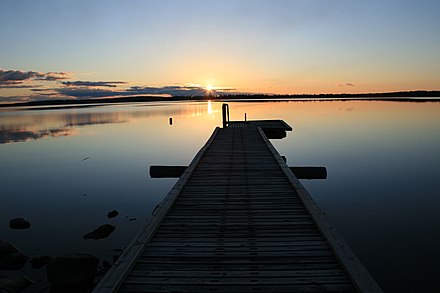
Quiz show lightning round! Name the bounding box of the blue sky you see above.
[1,0,439,103]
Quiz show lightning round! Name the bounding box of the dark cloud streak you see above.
[127,85,237,96]
[55,87,124,98]
[0,69,68,86]
[0,84,41,89]
[61,81,127,87]
[126,85,207,96]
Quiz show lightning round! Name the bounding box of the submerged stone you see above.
[9,218,31,229]
[0,240,29,270]
[107,210,119,219]
[83,224,115,240]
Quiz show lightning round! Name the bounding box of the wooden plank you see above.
[134,255,341,265]
[145,241,328,247]
[119,283,356,293]
[123,275,351,285]
[147,236,326,242]
[131,262,343,271]
[123,277,351,289]
[127,269,348,278]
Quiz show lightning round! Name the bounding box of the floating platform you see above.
[93,120,382,293]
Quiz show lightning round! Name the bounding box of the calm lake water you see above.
[1,100,439,292]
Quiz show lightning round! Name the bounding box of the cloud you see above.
[127,85,237,96]
[0,69,68,86]
[339,83,355,87]
[0,84,42,89]
[127,85,207,96]
[55,87,124,98]
[61,81,127,87]
[40,72,69,81]
[0,96,32,104]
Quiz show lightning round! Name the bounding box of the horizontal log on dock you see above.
[150,165,327,179]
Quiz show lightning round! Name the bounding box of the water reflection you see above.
[0,126,76,144]
[0,100,439,293]
[207,100,213,114]
[0,102,219,144]
[0,111,126,144]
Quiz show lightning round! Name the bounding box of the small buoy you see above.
[169,117,173,125]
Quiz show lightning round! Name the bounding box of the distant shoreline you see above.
[1,90,439,108]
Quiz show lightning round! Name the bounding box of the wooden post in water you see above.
[222,104,229,128]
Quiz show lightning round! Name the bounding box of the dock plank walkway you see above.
[93,123,382,293]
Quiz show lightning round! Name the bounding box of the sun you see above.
[206,84,213,91]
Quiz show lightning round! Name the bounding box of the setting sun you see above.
[206,84,213,91]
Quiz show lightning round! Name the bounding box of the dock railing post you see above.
[222,104,229,128]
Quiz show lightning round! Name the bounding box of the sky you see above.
[1,0,439,103]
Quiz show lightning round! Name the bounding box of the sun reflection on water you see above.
[207,100,213,115]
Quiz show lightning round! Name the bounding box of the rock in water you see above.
[46,254,99,287]
[0,276,33,293]
[107,210,119,219]
[0,240,29,270]
[9,218,31,229]
[83,224,115,240]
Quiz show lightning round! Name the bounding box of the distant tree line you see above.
[1,90,439,108]
[214,90,440,99]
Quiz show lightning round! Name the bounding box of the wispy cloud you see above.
[127,85,207,96]
[42,72,69,81]
[0,69,68,86]
[339,83,355,87]
[54,87,124,98]
[0,84,42,89]
[61,81,127,87]
[127,85,237,96]
[0,96,32,103]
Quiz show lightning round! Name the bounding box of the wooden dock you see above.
[93,120,382,293]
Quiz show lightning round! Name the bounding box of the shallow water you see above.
[0,100,439,292]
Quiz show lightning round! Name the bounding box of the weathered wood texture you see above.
[93,124,382,293]
[228,119,292,131]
